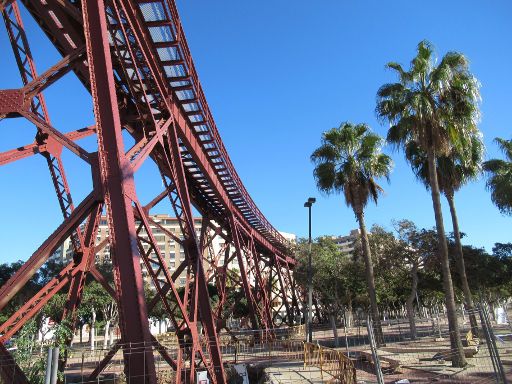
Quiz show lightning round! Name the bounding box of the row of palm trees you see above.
[311,40,511,367]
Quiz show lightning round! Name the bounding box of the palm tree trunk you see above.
[354,208,384,347]
[427,149,466,367]
[446,192,479,337]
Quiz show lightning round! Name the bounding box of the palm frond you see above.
[485,171,512,215]
[367,178,384,204]
[311,143,339,163]
[411,40,434,80]
[311,122,392,210]
[359,133,382,160]
[386,116,416,149]
[376,39,483,196]
[385,62,410,82]
[481,138,511,214]
[404,141,430,189]
[482,159,509,173]
[313,162,337,194]
[495,138,512,161]
[373,154,393,181]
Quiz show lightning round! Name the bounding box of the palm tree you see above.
[405,133,484,337]
[376,40,480,367]
[311,122,392,346]
[483,138,512,215]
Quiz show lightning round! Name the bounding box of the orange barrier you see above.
[303,342,357,383]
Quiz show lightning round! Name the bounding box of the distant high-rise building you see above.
[56,214,295,291]
[57,214,228,287]
[331,229,360,257]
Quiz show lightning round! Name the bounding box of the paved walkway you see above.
[263,361,330,383]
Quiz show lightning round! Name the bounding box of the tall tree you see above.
[393,220,438,339]
[404,133,484,336]
[295,237,367,345]
[483,138,512,215]
[311,122,392,345]
[492,242,512,259]
[376,40,480,366]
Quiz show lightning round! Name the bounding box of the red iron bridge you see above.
[0,1,301,382]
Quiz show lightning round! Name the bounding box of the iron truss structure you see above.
[0,1,301,382]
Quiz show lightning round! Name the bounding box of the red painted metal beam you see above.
[0,261,75,342]
[229,216,261,331]
[81,0,156,382]
[0,1,299,382]
[155,120,226,380]
[87,342,123,382]
[16,0,293,262]
[2,1,86,257]
[0,343,28,384]
[0,191,98,311]
[62,204,103,321]
[0,127,96,166]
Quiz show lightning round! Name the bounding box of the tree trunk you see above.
[406,263,419,340]
[489,302,496,322]
[446,192,479,337]
[330,313,339,347]
[90,310,96,351]
[354,208,384,346]
[427,149,466,367]
[103,320,111,349]
[346,300,353,328]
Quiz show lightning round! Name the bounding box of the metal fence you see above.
[307,306,512,384]
[3,308,512,383]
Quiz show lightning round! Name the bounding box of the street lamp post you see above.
[304,197,316,343]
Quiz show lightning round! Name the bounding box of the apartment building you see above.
[56,215,294,292]
[56,214,227,287]
[331,229,360,257]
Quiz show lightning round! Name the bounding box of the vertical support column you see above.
[273,256,293,325]
[267,261,273,319]
[162,124,226,383]
[81,0,156,382]
[216,245,231,329]
[287,267,301,324]
[248,235,274,333]
[62,201,103,322]
[229,217,260,331]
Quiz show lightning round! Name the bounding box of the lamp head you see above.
[304,197,316,207]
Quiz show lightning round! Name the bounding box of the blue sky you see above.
[0,1,511,263]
